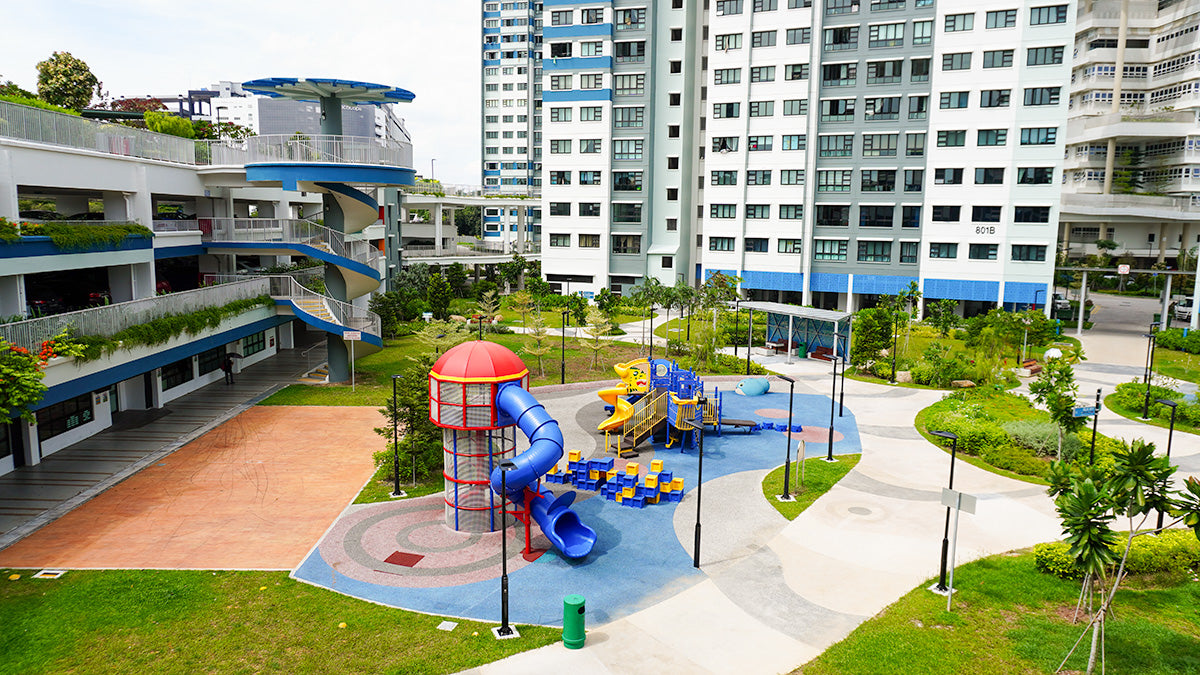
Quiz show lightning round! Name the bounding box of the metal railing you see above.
[1061,192,1200,214]
[266,276,380,337]
[0,100,195,164]
[399,183,537,198]
[247,134,413,167]
[201,217,382,270]
[401,240,541,258]
[0,277,271,352]
[152,219,201,232]
[194,139,249,165]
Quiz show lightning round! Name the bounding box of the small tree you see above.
[522,313,553,377]
[477,290,501,331]
[455,206,481,237]
[374,353,443,482]
[508,290,533,328]
[582,307,611,370]
[144,110,195,138]
[926,298,959,337]
[850,307,892,365]
[1028,356,1086,459]
[567,293,587,327]
[35,51,103,111]
[413,320,469,354]
[498,253,527,292]
[446,263,469,298]
[426,273,452,320]
[595,287,621,322]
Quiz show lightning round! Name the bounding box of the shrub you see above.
[1035,531,1200,580]
[1154,327,1200,355]
[1034,542,1084,579]
[924,413,1008,456]
[979,444,1048,477]
[1004,420,1082,458]
[0,93,81,116]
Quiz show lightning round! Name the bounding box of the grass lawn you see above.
[1104,390,1200,438]
[761,454,860,520]
[0,569,558,675]
[795,551,1200,674]
[1153,347,1200,385]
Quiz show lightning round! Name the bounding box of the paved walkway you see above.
[0,342,325,552]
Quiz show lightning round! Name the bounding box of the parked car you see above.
[1052,293,1071,311]
[1175,298,1194,322]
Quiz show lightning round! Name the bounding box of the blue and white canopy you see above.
[241,77,415,104]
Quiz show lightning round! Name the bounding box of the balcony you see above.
[1060,192,1200,221]
[246,134,412,167]
[1068,109,1198,144]
[401,238,541,259]
[0,100,194,164]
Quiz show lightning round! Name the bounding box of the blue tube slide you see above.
[491,384,597,559]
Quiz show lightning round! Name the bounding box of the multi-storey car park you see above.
[0,78,416,477]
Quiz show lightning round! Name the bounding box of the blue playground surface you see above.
[292,390,860,626]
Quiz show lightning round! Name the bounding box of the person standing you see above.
[220,355,235,385]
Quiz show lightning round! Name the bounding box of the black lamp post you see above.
[890,314,899,384]
[779,375,796,501]
[826,359,838,462]
[391,375,403,496]
[1088,387,1101,464]
[733,300,740,357]
[560,309,569,385]
[930,430,959,592]
[1141,321,1160,419]
[838,356,847,417]
[648,302,655,360]
[1155,398,1178,530]
[745,309,753,376]
[497,459,517,638]
[689,396,707,568]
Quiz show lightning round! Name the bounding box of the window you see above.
[712,136,739,152]
[945,13,974,31]
[786,28,811,44]
[819,134,854,156]
[1012,245,1048,261]
[243,329,269,355]
[969,243,998,260]
[746,205,770,219]
[711,170,738,185]
[864,96,900,120]
[580,139,601,153]
[861,169,896,191]
[1027,46,1065,65]
[817,205,850,227]
[198,345,225,375]
[550,202,572,216]
[581,7,603,23]
[710,204,737,218]
[748,135,773,151]
[782,135,806,150]
[908,95,928,119]
[785,64,810,80]
[862,133,898,157]
[752,30,777,47]
[614,74,645,95]
[1020,127,1058,145]
[818,170,853,192]
[976,167,1005,184]
[1029,5,1067,25]
[780,205,804,220]
[778,238,803,253]
[942,52,971,70]
[550,170,571,185]
[905,132,926,157]
[986,9,1016,28]
[581,106,602,121]
[745,238,769,252]
[978,129,1008,146]
[36,392,94,441]
[751,65,776,82]
[934,168,963,184]
[783,99,808,115]
[904,169,924,191]
[929,243,958,258]
[713,102,741,118]
[857,240,892,262]
[1014,206,1052,222]
[549,233,571,247]
[981,89,1011,107]
[611,234,642,254]
[615,41,646,62]
[825,0,860,15]
[550,75,573,90]
[940,91,969,109]
[1018,167,1054,184]
[616,7,646,28]
[747,170,772,185]
[550,43,573,58]
[716,0,744,15]
[866,59,902,83]
[860,205,894,227]
[902,205,921,228]
[781,169,805,185]
[715,33,743,51]
[821,98,856,122]
[669,93,681,106]
[900,241,918,264]
[579,234,600,248]
[869,23,904,48]
[972,206,1002,222]
[580,171,601,185]
[937,130,966,147]
[822,62,857,86]
[824,26,859,51]
[580,203,601,217]
[714,68,742,85]
[612,203,642,223]
[931,205,961,221]
[750,100,775,117]
[613,171,643,190]
[551,10,573,25]
[913,20,932,45]
[910,57,930,82]
[581,41,603,57]
[580,73,603,89]
[614,107,644,127]
[613,139,643,159]
[1024,87,1061,106]
[814,239,849,261]
[550,107,571,122]
[709,237,736,252]
[984,50,1014,68]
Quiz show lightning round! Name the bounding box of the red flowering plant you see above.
[1,329,85,422]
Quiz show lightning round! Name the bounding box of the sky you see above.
[4,0,482,184]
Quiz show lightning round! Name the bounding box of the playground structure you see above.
[546,454,686,508]
[598,358,760,457]
[429,341,597,559]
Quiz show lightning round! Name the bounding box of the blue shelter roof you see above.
[241,77,415,104]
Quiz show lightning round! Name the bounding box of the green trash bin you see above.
[563,594,586,649]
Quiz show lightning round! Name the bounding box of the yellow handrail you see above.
[609,388,668,454]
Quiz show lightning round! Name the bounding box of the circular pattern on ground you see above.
[755,407,790,419]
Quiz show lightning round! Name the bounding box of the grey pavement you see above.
[0,341,325,552]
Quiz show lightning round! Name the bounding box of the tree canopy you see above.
[35,51,103,111]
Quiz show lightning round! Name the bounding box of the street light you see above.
[733,299,741,358]
[929,430,959,593]
[496,459,517,638]
[560,309,569,385]
[391,375,404,497]
[745,308,753,376]
[890,317,900,384]
[826,359,838,462]
[687,395,707,568]
[838,355,847,417]
[1155,398,1178,531]
[778,375,796,501]
[1141,321,1161,419]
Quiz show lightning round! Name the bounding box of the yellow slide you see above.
[596,358,650,431]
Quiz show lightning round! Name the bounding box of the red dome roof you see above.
[430,340,528,382]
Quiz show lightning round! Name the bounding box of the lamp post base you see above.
[389,491,408,499]
[774,494,796,503]
[928,583,953,597]
[492,626,520,640]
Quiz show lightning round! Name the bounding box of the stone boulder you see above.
[951,380,976,388]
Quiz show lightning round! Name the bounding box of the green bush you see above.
[1003,420,1082,458]
[980,444,1048,477]
[1035,530,1200,580]
[712,353,769,375]
[1034,542,1085,580]
[0,93,81,116]
[924,413,1008,456]
[1154,327,1200,355]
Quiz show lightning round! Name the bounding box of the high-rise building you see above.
[482,1,542,194]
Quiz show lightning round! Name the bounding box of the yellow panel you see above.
[650,459,664,472]
[625,462,640,475]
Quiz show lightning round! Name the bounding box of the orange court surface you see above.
[0,406,381,570]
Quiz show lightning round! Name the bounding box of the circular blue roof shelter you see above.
[242,77,415,134]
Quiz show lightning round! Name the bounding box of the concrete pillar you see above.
[434,203,444,254]
[233,201,252,218]
[102,191,130,220]
[1191,271,1200,330]
[319,96,343,136]
[0,148,18,220]
[1182,223,1194,260]
[517,207,527,250]
[1157,223,1167,264]
[132,261,155,300]
[1161,274,1173,325]
[278,321,295,349]
[0,275,26,318]
[56,196,90,217]
[1077,271,1089,337]
[257,201,276,218]
[108,265,136,303]
[846,274,855,313]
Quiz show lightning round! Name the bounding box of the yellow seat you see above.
[650,459,664,472]
[625,462,640,476]
[568,450,582,462]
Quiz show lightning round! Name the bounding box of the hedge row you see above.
[1033,530,1200,580]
